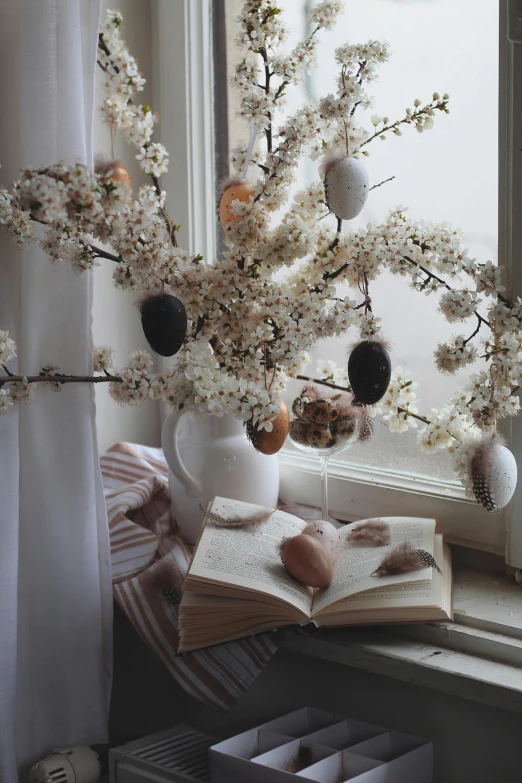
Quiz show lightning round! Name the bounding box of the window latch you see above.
[509,0,522,43]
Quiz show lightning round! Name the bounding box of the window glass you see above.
[225,0,499,484]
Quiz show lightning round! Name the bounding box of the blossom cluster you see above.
[379,368,420,433]
[98,10,168,177]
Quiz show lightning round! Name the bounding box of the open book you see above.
[179,497,453,653]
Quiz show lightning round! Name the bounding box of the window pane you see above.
[225,0,499,484]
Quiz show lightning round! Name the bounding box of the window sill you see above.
[276,564,522,714]
[278,447,506,556]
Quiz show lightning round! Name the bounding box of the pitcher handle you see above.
[161,410,204,499]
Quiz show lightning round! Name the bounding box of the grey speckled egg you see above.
[325,155,369,221]
[471,443,517,513]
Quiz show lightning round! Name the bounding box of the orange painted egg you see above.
[110,163,132,190]
[219,182,254,228]
[282,534,333,588]
[249,400,290,456]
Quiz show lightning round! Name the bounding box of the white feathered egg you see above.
[323,152,369,221]
[302,520,340,565]
[469,435,517,513]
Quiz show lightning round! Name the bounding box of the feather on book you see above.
[179,498,452,653]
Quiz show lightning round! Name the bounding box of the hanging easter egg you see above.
[348,340,391,405]
[218,178,255,228]
[139,293,187,357]
[281,534,333,588]
[468,435,517,513]
[110,162,133,189]
[356,406,374,442]
[323,151,369,221]
[247,400,290,455]
[95,156,132,190]
[302,520,340,565]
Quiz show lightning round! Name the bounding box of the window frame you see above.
[151,0,216,264]
[158,0,520,562]
[503,0,522,568]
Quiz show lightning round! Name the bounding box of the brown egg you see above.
[249,400,290,455]
[219,181,255,228]
[95,158,133,190]
[306,423,337,449]
[282,534,333,588]
[289,419,310,446]
[110,163,133,189]
[302,398,339,423]
[302,521,340,565]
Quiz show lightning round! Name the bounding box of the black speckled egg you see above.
[348,341,391,405]
[140,293,187,357]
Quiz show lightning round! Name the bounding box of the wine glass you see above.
[287,393,360,521]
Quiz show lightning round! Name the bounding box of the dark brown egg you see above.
[248,400,290,455]
[282,534,333,588]
[348,340,391,405]
[140,293,187,357]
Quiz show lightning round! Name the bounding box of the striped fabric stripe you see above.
[101,442,278,712]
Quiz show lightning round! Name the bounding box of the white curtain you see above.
[0,2,112,779]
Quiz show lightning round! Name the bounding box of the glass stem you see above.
[319,454,329,521]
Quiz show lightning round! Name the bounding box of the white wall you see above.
[93,0,161,453]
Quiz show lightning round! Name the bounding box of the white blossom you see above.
[0,330,16,365]
[0,387,13,415]
[9,377,34,406]
[93,345,115,372]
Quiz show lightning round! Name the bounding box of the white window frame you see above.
[153,0,522,564]
[504,0,522,569]
[151,0,216,264]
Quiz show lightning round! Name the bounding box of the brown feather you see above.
[217,175,246,198]
[347,519,391,547]
[199,502,273,530]
[372,541,424,576]
[319,149,348,179]
[94,155,124,177]
[283,746,313,774]
[348,336,392,353]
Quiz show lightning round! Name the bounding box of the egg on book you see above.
[281,534,333,588]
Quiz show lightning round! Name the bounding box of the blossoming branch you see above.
[0,1,520,506]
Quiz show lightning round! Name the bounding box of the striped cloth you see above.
[101,442,278,712]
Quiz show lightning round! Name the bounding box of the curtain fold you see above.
[0,2,111,779]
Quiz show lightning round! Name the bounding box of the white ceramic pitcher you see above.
[161,411,280,544]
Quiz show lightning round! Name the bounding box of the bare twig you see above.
[0,373,123,387]
[402,253,492,332]
[370,176,396,191]
[397,406,430,425]
[463,313,484,345]
[295,375,351,393]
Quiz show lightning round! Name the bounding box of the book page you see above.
[313,517,436,616]
[320,535,445,616]
[187,497,313,615]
